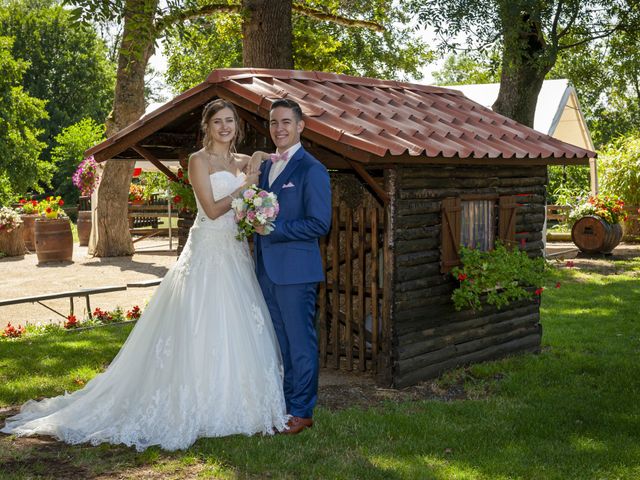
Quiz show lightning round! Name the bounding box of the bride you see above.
[1,99,288,451]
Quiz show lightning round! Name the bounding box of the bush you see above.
[598,133,640,205]
[451,243,549,311]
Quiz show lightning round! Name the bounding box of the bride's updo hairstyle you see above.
[201,99,244,152]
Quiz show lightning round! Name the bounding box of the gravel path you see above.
[0,239,176,329]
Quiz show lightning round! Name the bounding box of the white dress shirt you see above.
[269,143,301,187]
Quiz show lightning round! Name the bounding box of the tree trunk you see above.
[242,0,293,68]
[89,0,158,256]
[492,11,555,128]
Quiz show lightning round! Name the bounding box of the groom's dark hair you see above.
[270,98,303,123]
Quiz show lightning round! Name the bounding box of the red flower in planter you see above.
[126,305,142,320]
[534,287,544,296]
[555,282,561,288]
[19,199,26,204]
[457,273,468,281]
[64,314,79,329]
[177,169,184,179]
[2,322,26,338]
[173,195,182,205]
[58,199,64,206]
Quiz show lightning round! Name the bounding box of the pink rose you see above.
[263,207,275,218]
[258,190,269,198]
[243,189,256,200]
[247,210,256,221]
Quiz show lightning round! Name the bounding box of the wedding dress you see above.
[2,171,288,451]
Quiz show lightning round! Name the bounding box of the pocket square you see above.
[282,182,295,189]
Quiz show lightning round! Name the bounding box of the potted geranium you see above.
[72,156,100,246]
[0,206,26,257]
[569,194,627,254]
[34,196,73,264]
[450,242,548,311]
[168,168,196,255]
[17,198,39,251]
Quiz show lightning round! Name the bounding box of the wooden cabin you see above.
[87,69,595,388]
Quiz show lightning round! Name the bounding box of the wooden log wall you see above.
[391,164,546,388]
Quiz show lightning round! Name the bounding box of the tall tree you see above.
[164,1,430,92]
[410,0,639,128]
[0,0,115,158]
[0,36,49,205]
[70,0,395,256]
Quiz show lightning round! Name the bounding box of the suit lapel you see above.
[270,147,305,194]
[260,160,272,190]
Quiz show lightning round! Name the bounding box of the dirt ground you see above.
[0,239,177,330]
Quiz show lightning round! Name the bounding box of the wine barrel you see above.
[77,210,92,246]
[35,218,73,263]
[571,215,623,254]
[0,224,26,256]
[20,214,37,252]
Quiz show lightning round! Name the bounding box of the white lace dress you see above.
[1,171,288,451]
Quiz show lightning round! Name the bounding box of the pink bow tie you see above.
[270,152,289,163]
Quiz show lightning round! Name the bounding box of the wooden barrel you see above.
[77,210,92,246]
[20,214,37,252]
[571,215,623,254]
[35,218,73,263]
[0,224,26,256]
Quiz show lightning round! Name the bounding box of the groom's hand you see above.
[254,225,267,235]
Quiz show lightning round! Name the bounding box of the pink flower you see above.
[258,190,269,198]
[247,210,256,221]
[263,207,275,218]
[243,189,256,200]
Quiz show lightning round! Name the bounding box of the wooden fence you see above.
[317,203,390,374]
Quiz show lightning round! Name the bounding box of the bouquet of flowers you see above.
[72,156,100,196]
[0,207,22,233]
[38,196,67,219]
[231,185,279,240]
[569,194,628,225]
[17,198,39,214]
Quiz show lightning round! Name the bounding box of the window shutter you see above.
[498,195,518,249]
[441,197,461,273]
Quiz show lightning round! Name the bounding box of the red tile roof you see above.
[87,69,594,165]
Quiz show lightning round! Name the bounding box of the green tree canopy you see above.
[432,50,501,86]
[164,1,432,92]
[0,0,115,153]
[50,118,105,206]
[0,36,49,205]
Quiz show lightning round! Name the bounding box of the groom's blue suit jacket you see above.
[256,146,332,285]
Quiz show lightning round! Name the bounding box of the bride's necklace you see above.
[207,150,234,171]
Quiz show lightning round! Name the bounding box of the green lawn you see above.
[1,258,639,479]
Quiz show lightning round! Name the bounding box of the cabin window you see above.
[441,195,518,273]
[461,200,495,251]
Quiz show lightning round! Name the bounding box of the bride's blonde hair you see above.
[201,99,244,152]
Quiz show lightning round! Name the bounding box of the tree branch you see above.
[559,25,620,50]
[292,3,384,32]
[156,3,241,34]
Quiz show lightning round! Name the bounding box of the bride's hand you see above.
[246,151,270,174]
[243,171,260,187]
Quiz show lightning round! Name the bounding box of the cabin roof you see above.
[86,68,594,166]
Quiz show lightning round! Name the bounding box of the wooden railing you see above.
[128,197,174,247]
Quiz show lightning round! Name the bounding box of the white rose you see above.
[253,197,263,207]
[231,198,245,211]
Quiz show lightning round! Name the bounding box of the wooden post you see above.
[330,206,340,369]
[357,206,366,371]
[344,207,353,371]
[370,206,379,372]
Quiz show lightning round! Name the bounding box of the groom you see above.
[255,98,332,434]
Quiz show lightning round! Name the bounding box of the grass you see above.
[1,258,639,479]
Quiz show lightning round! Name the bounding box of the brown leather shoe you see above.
[281,416,313,435]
